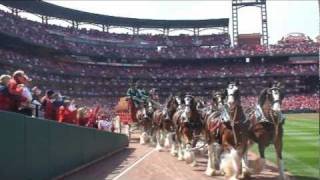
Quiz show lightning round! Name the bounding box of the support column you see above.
[232,0,239,47]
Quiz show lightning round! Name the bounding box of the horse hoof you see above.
[205,169,216,176]
[190,161,197,167]
[156,146,163,152]
[240,170,251,179]
[178,156,184,161]
[171,151,177,156]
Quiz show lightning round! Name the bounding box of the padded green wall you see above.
[0,111,128,180]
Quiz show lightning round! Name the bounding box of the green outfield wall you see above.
[0,111,128,180]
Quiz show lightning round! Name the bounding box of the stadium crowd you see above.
[0,68,318,129]
[0,69,116,131]
[0,9,318,130]
[0,10,319,60]
[0,46,318,121]
[0,49,318,79]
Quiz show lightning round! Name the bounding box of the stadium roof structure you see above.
[1,1,229,35]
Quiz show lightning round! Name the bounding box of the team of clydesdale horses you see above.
[135,81,286,180]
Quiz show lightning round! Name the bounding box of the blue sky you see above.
[5,1,320,44]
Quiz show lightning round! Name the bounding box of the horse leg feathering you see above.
[220,148,241,180]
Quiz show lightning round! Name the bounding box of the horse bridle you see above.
[268,87,281,107]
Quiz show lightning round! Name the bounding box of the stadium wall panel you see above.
[0,111,128,180]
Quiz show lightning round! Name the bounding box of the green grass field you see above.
[251,113,319,180]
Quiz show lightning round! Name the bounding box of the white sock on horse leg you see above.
[170,142,177,156]
[205,144,216,176]
[178,145,184,161]
[278,159,285,180]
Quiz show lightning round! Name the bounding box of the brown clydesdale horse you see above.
[171,94,202,166]
[205,82,250,179]
[152,94,178,151]
[136,101,154,145]
[246,82,286,180]
[204,90,226,176]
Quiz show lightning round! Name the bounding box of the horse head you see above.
[163,94,181,120]
[261,82,284,114]
[212,90,225,108]
[181,94,203,145]
[146,101,154,116]
[182,94,197,123]
[195,97,204,108]
[225,81,241,106]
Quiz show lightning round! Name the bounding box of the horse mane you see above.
[165,94,174,106]
[233,89,241,103]
[258,88,269,106]
[190,96,198,111]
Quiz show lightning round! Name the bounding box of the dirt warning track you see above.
[62,134,292,180]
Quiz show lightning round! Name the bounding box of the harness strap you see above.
[231,105,238,145]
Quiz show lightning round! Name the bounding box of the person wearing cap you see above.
[126,80,144,122]
[126,80,144,108]
[0,74,15,111]
[138,88,149,104]
[7,70,32,114]
[149,88,159,102]
[8,70,31,96]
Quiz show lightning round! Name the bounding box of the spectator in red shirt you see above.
[76,107,89,126]
[86,106,100,128]
[57,100,77,124]
[0,74,15,111]
[41,90,55,120]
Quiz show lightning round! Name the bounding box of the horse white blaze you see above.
[217,95,224,107]
[272,89,281,112]
[182,107,190,123]
[142,108,148,119]
[227,85,238,104]
[184,96,192,106]
[162,108,170,120]
[148,102,153,112]
[175,97,182,109]
[183,96,192,122]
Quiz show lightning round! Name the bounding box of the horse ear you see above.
[211,90,215,98]
[235,80,240,86]
[267,81,272,88]
[276,81,282,88]
[223,89,228,96]
[267,88,272,94]
[258,88,268,106]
